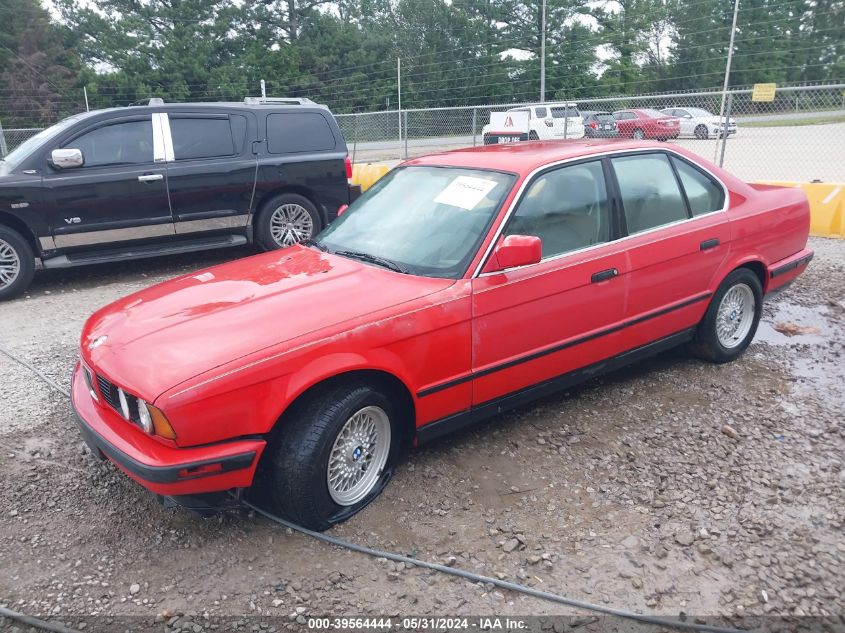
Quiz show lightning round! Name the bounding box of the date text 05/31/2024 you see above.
[306,616,529,630]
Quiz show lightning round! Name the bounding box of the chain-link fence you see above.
[4,84,843,182]
[339,84,845,183]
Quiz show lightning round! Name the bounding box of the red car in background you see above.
[73,140,812,530]
[613,108,681,141]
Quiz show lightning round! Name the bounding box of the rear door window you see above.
[672,157,725,216]
[612,153,689,234]
[267,112,337,154]
[169,117,235,160]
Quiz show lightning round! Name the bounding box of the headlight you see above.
[137,399,154,434]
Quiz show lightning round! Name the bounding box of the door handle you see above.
[591,268,618,283]
[138,173,163,183]
[700,238,720,250]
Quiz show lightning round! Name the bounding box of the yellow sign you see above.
[752,83,777,102]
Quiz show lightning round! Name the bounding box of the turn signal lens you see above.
[148,404,177,440]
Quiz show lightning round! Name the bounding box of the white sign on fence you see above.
[488,111,529,134]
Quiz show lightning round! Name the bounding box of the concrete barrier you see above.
[351,163,390,192]
[759,182,845,239]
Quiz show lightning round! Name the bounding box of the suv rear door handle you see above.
[138,173,163,183]
[700,238,720,250]
[591,268,618,283]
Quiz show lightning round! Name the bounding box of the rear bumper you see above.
[72,363,266,497]
[766,248,814,293]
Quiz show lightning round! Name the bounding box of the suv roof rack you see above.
[243,96,315,105]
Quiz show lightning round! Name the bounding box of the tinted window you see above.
[170,117,235,160]
[505,160,611,258]
[267,112,336,154]
[68,119,153,167]
[672,157,725,216]
[230,114,248,152]
[595,113,614,122]
[612,153,688,234]
[534,107,548,118]
[551,106,579,118]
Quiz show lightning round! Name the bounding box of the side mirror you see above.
[485,235,542,273]
[51,148,84,169]
[337,204,349,217]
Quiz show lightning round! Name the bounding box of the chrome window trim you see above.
[471,147,730,279]
[152,113,166,163]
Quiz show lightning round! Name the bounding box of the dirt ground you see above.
[1,238,843,633]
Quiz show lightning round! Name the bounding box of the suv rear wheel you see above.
[0,226,35,301]
[255,193,322,251]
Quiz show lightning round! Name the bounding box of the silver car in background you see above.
[660,107,737,139]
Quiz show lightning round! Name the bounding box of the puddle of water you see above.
[754,301,833,347]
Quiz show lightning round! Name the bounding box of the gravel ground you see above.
[0,238,843,633]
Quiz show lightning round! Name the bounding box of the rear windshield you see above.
[640,109,668,118]
[593,113,614,121]
[551,106,580,118]
[267,112,337,154]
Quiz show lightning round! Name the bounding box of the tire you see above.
[694,124,709,140]
[632,128,645,140]
[528,131,539,141]
[0,226,35,301]
[688,268,763,364]
[255,193,322,251]
[256,381,401,531]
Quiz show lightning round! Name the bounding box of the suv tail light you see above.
[345,155,353,180]
[589,121,598,129]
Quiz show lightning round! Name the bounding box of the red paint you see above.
[74,139,811,500]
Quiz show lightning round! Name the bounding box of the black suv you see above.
[0,97,352,299]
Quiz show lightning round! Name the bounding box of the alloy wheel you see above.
[269,204,314,247]
[327,405,391,506]
[0,238,21,289]
[716,283,755,348]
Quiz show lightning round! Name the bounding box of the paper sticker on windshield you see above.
[434,176,498,210]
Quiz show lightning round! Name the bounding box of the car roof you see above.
[508,102,578,110]
[405,139,675,175]
[79,102,332,117]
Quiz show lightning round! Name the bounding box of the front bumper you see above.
[72,363,266,497]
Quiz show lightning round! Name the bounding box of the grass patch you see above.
[742,115,845,128]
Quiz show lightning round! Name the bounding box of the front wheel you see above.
[255,193,322,251]
[694,124,709,140]
[688,268,763,363]
[0,226,35,301]
[632,128,645,140]
[257,382,400,531]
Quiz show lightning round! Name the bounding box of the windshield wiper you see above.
[302,238,328,252]
[334,250,409,274]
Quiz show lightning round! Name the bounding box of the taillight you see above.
[589,121,598,129]
[344,155,353,180]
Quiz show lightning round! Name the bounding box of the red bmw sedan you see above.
[73,140,812,529]
[613,108,681,141]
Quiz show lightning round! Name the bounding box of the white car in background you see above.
[483,102,585,143]
[660,107,738,139]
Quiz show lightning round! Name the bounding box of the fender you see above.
[709,250,769,294]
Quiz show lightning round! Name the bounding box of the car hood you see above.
[82,245,455,399]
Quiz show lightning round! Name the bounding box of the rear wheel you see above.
[255,193,321,251]
[689,268,762,363]
[257,382,400,531]
[528,131,539,141]
[694,124,709,140]
[0,226,35,301]
[632,128,645,140]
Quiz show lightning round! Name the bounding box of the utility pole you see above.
[397,58,402,161]
[714,0,739,162]
[540,0,547,102]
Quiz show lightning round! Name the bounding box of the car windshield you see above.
[1,113,86,170]
[315,166,515,279]
[551,106,579,118]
